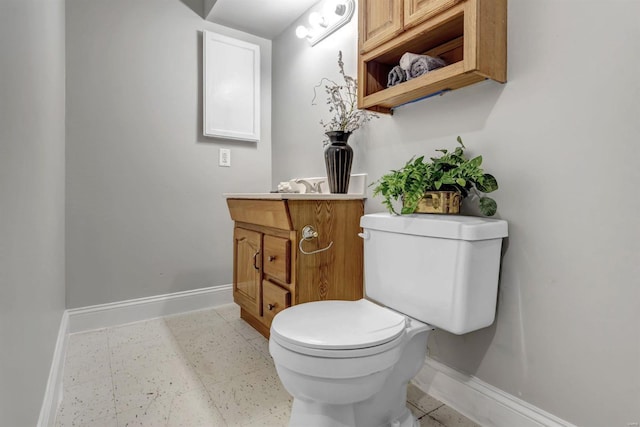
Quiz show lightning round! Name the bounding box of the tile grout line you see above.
[162,309,257,426]
[162,314,225,425]
[420,402,447,426]
[105,329,119,426]
[208,313,279,425]
[207,307,287,426]
[427,402,446,415]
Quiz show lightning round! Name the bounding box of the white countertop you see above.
[224,192,366,200]
[224,174,368,200]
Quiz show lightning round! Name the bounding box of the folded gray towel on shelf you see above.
[387,65,407,87]
[408,55,446,78]
[399,52,446,79]
[399,52,422,70]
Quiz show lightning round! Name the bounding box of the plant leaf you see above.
[469,156,482,167]
[401,205,415,214]
[477,174,498,193]
[479,197,497,216]
[440,175,455,185]
[456,178,466,187]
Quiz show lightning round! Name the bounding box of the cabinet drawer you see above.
[263,235,291,283]
[262,280,290,325]
[227,199,292,230]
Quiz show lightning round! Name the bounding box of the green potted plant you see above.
[372,137,499,216]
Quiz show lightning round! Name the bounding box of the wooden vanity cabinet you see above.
[358,0,507,113]
[227,198,364,338]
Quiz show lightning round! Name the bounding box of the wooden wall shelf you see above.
[358,0,506,114]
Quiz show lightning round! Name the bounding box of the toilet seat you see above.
[270,299,407,357]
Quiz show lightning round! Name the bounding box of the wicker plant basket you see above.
[413,191,461,214]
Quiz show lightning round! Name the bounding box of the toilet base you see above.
[288,399,418,427]
[289,399,354,427]
[271,310,433,427]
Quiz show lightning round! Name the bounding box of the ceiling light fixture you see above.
[295,0,355,46]
[308,12,327,28]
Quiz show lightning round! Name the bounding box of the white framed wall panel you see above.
[203,30,260,141]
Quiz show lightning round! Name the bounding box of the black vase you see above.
[324,131,353,194]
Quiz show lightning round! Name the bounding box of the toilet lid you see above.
[270,299,407,351]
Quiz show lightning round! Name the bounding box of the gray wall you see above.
[0,0,67,425]
[65,0,272,308]
[273,1,640,426]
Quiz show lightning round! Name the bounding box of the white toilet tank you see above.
[360,213,508,335]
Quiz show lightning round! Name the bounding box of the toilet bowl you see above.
[270,299,432,427]
[269,213,508,427]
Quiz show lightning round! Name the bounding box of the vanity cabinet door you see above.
[233,228,262,317]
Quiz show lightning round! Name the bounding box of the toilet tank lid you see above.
[360,213,508,241]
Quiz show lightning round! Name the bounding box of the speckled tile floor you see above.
[55,303,480,427]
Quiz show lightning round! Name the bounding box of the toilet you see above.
[269,213,508,427]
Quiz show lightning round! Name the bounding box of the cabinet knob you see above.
[268,255,276,262]
[267,303,276,311]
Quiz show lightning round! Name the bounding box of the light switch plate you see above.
[219,148,231,167]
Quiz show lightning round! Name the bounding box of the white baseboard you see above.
[413,358,576,427]
[38,285,234,425]
[67,284,233,333]
[37,310,69,427]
